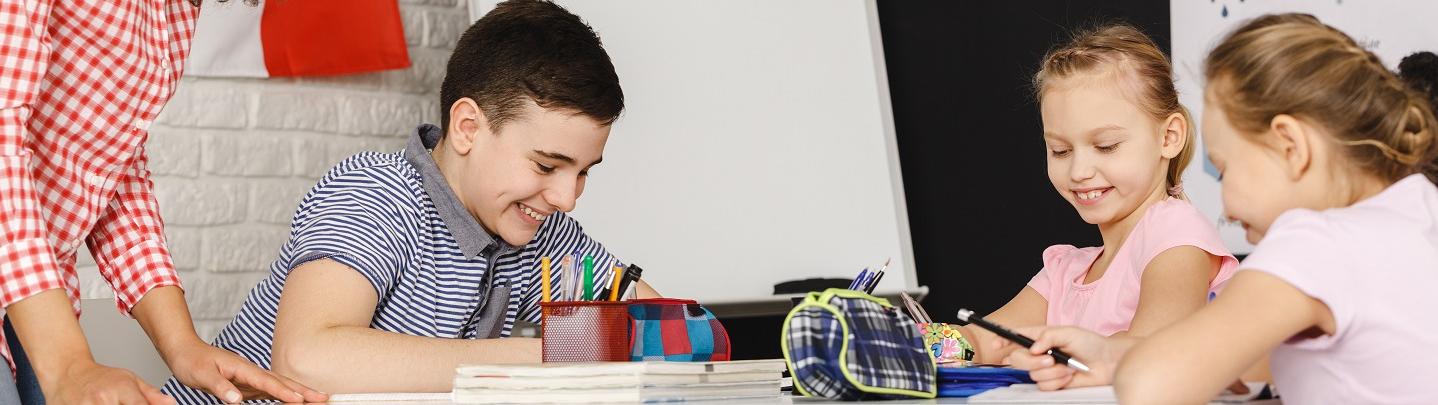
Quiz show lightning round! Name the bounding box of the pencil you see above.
[541,257,552,302]
[609,266,623,301]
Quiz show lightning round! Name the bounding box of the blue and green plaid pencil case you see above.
[781,288,937,400]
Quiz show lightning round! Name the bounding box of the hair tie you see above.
[1167,183,1184,197]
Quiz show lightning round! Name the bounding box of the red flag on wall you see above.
[188,0,411,77]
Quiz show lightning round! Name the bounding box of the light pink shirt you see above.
[1027,198,1239,335]
[1240,174,1438,404]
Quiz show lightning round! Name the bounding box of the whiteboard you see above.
[472,0,917,304]
[1171,0,1438,254]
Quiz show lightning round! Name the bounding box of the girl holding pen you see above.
[1004,15,1438,404]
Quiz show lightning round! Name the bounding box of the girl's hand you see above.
[994,326,1128,391]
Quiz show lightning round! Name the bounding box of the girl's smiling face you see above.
[1041,73,1186,228]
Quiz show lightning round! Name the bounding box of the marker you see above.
[540,257,552,302]
[582,255,595,301]
[619,264,644,300]
[956,309,1090,372]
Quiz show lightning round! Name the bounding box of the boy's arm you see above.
[1123,246,1219,336]
[635,280,660,298]
[271,258,541,394]
[1115,271,1332,403]
[963,286,1048,364]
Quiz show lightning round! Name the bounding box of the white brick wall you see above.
[78,0,466,341]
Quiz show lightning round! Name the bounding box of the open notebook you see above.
[325,360,789,403]
[451,359,788,404]
[966,382,1271,404]
[327,392,451,402]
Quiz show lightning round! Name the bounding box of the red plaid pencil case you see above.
[626,298,731,361]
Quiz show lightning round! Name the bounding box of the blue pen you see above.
[850,268,870,290]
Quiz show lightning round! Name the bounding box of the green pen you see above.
[582,255,595,301]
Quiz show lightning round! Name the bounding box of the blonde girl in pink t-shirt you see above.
[960,23,1239,380]
[1003,14,1438,403]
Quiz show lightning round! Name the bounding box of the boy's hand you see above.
[994,326,1124,391]
[48,360,174,405]
[166,341,327,403]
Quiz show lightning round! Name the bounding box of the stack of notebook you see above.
[451,359,788,403]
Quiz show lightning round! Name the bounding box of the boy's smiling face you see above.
[438,97,611,246]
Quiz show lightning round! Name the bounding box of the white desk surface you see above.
[325,392,1281,404]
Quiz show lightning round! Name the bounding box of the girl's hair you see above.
[1205,14,1438,182]
[1034,23,1197,198]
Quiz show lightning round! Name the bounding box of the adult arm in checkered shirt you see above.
[0,1,162,403]
[0,1,324,403]
[92,148,327,404]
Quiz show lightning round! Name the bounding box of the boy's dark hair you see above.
[439,0,624,134]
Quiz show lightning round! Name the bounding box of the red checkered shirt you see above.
[1,0,198,370]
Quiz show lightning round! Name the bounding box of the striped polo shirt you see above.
[162,125,620,404]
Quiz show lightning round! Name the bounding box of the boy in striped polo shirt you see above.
[161,0,659,401]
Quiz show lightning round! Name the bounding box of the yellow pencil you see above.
[541,257,553,302]
[608,266,623,301]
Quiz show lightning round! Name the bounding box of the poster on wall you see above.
[1171,0,1438,254]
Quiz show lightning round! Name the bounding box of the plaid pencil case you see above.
[781,288,937,400]
[627,298,731,361]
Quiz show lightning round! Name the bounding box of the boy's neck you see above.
[429,136,502,239]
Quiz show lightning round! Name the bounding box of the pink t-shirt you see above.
[1027,198,1239,336]
[1240,174,1438,404]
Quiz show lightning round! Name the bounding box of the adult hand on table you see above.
[47,360,173,405]
[164,340,328,403]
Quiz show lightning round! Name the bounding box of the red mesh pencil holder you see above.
[540,301,632,362]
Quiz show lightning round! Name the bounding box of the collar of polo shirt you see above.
[404,124,518,259]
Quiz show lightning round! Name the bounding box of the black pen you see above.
[956,308,1090,372]
[864,258,890,294]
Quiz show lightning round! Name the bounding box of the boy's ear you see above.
[1159,112,1187,159]
[1268,114,1313,180]
[447,98,487,155]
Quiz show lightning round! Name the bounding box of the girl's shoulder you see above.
[1139,198,1215,232]
[1132,198,1232,257]
[1041,244,1103,273]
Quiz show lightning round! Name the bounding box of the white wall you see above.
[1171,0,1438,254]
[77,0,468,341]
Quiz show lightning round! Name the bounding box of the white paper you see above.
[967,382,1267,404]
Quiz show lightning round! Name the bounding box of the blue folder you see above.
[935,366,1034,397]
